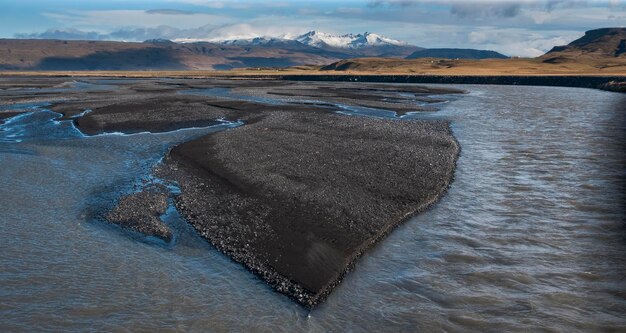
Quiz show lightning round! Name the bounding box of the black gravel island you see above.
[0,77,462,306]
[158,110,459,306]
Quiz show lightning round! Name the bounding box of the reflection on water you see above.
[1,84,625,332]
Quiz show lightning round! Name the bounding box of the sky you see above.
[0,0,624,57]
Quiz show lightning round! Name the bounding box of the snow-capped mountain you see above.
[219,36,290,46]
[294,31,407,49]
[217,31,410,50]
[207,31,421,59]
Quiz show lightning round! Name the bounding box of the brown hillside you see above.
[0,39,341,70]
[541,28,626,63]
[319,57,626,75]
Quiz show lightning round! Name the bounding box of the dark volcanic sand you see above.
[158,111,459,306]
[105,184,172,242]
[1,77,461,307]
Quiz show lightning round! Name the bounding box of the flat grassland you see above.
[1,57,625,77]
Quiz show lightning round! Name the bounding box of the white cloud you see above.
[14,1,626,57]
[173,0,227,8]
[15,28,108,40]
[42,10,230,30]
[177,22,301,41]
[468,28,582,57]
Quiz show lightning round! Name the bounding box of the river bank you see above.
[281,75,626,91]
[1,72,624,92]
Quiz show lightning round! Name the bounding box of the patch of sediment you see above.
[105,184,172,242]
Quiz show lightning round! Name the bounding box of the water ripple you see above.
[0,84,625,332]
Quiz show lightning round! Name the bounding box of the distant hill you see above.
[317,55,625,75]
[2,28,625,72]
[0,32,421,71]
[541,27,626,63]
[319,28,626,75]
[0,39,344,70]
[406,48,508,60]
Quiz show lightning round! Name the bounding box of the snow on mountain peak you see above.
[295,31,407,49]
[213,31,408,49]
[220,36,286,46]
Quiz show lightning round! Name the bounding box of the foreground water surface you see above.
[1,84,625,332]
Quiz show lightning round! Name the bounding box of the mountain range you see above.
[220,31,407,48]
[0,30,500,71]
[540,27,626,63]
[1,28,623,71]
[195,31,422,58]
[318,28,626,75]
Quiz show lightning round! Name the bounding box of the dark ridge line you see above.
[277,75,626,90]
[1,74,624,91]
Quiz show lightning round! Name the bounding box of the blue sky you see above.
[1,0,624,57]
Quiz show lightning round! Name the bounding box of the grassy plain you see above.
[1,57,625,78]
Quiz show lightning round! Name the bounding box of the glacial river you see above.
[1,84,625,332]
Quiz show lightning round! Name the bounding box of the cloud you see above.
[9,1,626,57]
[450,2,522,18]
[335,7,365,15]
[41,10,230,29]
[298,8,320,15]
[545,0,590,12]
[467,28,581,57]
[367,0,416,7]
[102,19,309,42]
[145,9,198,15]
[173,21,309,42]
[110,26,190,41]
[176,0,227,8]
[14,28,108,40]
[365,0,607,21]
